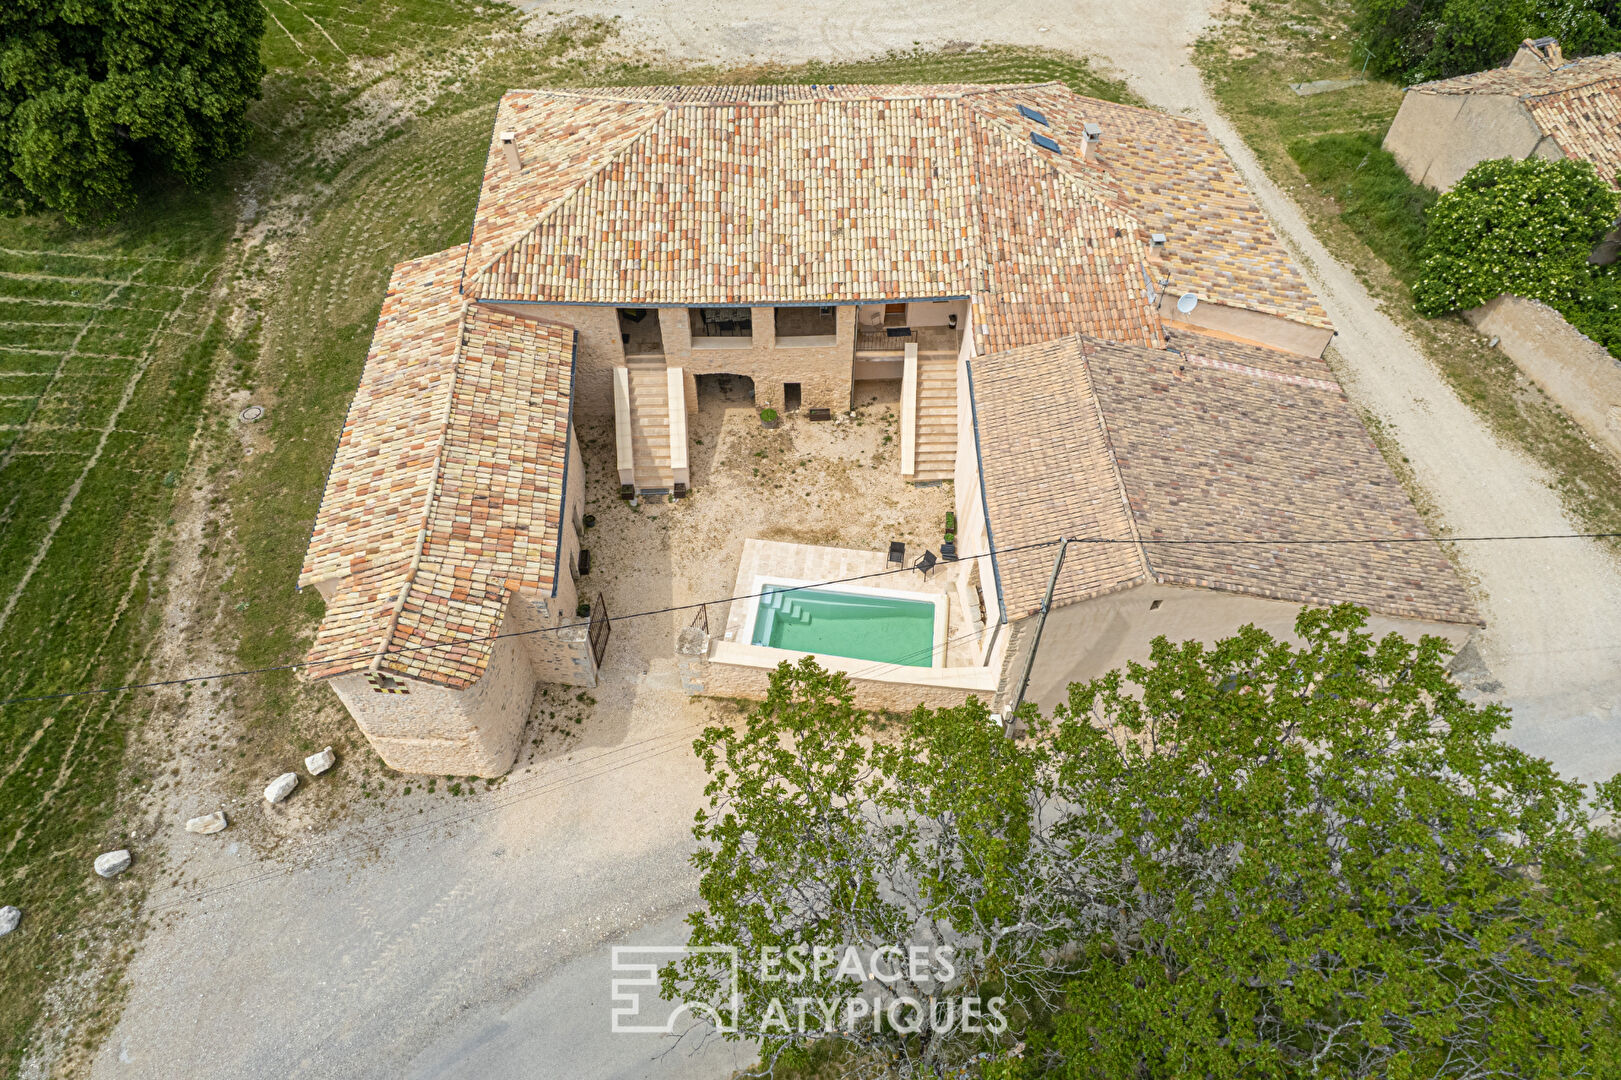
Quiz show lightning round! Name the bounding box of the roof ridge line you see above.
[463,105,671,293]
[1524,70,1621,100]
[369,298,472,673]
[1076,333,1156,584]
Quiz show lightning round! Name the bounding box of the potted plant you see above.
[576,600,592,618]
[945,510,957,533]
[759,407,780,429]
[941,531,957,561]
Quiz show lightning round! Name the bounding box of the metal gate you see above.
[589,592,611,668]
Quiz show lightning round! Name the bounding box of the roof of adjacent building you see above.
[299,250,577,688]
[970,331,1479,625]
[1409,50,1621,186]
[462,82,1329,349]
[1408,49,1621,99]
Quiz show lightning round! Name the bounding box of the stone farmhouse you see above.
[300,82,1479,776]
[1384,37,1621,203]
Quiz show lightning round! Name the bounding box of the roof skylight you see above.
[1030,132,1062,154]
[1017,104,1049,126]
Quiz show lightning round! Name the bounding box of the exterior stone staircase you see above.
[626,358,674,492]
[912,351,958,482]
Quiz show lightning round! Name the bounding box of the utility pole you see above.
[1008,537,1068,735]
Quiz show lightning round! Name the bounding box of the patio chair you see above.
[888,541,905,567]
[914,550,937,579]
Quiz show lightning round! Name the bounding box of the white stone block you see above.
[264,772,298,804]
[94,850,132,878]
[0,906,19,936]
[185,811,227,835]
[304,746,336,776]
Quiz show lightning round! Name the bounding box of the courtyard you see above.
[577,375,957,681]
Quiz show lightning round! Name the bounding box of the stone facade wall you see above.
[657,305,858,413]
[697,655,992,711]
[330,606,538,777]
[1465,293,1621,459]
[1157,293,1334,358]
[1382,91,1553,192]
[1013,582,1478,714]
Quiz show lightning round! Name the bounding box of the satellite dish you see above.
[1176,292,1199,315]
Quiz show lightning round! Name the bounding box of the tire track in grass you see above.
[0,262,214,638]
[0,266,139,472]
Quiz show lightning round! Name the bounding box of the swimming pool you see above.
[748,583,942,668]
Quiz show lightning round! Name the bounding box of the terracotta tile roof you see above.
[970,332,1479,625]
[1408,52,1621,187]
[461,92,667,283]
[968,337,1149,619]
[1409,51,1621,98]
[299,248,468,593]
[1525,79,1621,186]
[300,254,577,688]
[966,107,1166,350]
[465,82,1326,346]
[968,86,1332,331]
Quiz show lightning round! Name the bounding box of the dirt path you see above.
[1162,63,1621,784]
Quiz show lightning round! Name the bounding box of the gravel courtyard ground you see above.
[86,2,1621,1077]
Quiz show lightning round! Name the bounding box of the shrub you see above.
[759,407,779,423]
[1412,157,1618,317]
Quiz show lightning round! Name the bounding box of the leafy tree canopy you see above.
[0,0,265,221]
[1355,0,1621,83]
[669,608,1621,1079]
[1412,156,1619,316]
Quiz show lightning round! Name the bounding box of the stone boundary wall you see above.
[1465,294,1621,460]
[676,628,993,712]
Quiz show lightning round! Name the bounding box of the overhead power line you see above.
[2,530,1617,709]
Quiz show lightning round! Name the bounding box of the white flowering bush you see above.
[1413,157,1618,318]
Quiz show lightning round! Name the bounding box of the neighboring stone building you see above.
[1384,38,1621,197]
[304,81,1475,765]
[958,333,1480,713]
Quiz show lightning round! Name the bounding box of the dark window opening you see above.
[775,306,837,336]
[618,308,662,356]
[784,383,802,412]
[1149,599,1162,611]
[692,307,753,338]
[1031,132,1062,155]
[1017,104,1048,126]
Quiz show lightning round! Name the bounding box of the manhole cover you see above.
[239,405,265,422]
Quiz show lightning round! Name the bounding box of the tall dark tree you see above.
[0,0,264,221]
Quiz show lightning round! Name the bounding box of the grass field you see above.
[1195,0,1621,545]
[0,188,233,1067]
[0,4,1138,1067]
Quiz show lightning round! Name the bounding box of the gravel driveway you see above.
[91,3,1621,1078]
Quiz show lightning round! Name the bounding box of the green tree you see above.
[1353,0,1621,82]
[1412,156,1618,316]
[1040,606,1621,1078]
[0,0,265,221]
[672,611,1621,1079]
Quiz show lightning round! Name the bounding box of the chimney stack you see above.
[1512,37,1563,71]
[500,131,522,172]
[1079,122,1102,160]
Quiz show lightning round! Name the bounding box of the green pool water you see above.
[752,586,937,667]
